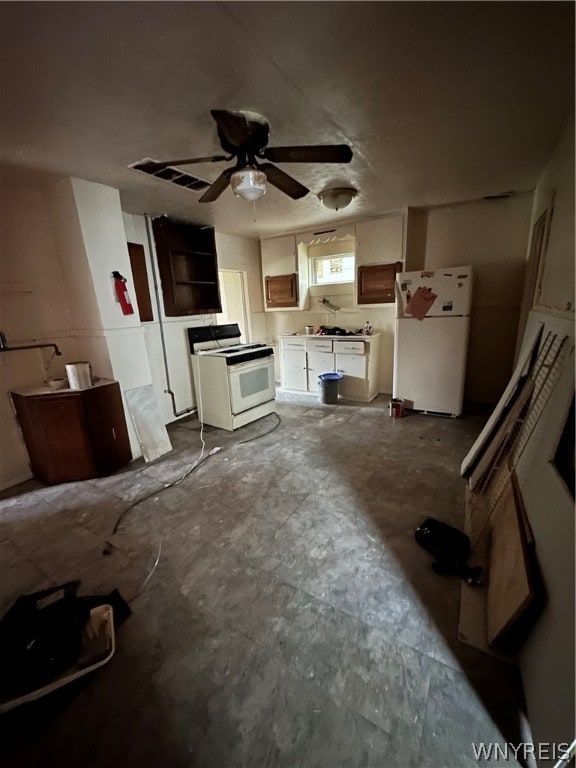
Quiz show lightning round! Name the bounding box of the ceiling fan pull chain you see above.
[253,198,257,223]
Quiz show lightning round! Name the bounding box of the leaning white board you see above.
[460,322,543,482]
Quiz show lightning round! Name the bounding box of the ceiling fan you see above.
[133,109,353,203]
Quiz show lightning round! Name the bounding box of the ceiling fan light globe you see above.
[230,168,267,201]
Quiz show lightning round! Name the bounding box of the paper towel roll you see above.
[65,362,92,389]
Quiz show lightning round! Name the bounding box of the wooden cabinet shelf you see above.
[152,217,221,316]
[11,380,132,485]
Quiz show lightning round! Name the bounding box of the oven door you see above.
[228,357,275,415]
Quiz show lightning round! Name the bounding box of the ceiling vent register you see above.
[131,158,210,192]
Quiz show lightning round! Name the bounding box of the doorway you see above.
[217,270,250,342]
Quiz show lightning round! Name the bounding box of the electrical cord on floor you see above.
[105,450,215,544]
[105,365,209,542]
[239,412,282,444]
[101,406,282,601]
[128,542,162,602]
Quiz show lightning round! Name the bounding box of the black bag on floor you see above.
[415,517,483,586]
[0,582,90,697]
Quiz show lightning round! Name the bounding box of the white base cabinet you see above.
[279,334,381,402]
[281,348,308,391]
[307,351,336,393]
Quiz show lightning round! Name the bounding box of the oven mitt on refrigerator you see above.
[406,286,437,320]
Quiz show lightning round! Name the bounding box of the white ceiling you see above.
[0,2,573,238]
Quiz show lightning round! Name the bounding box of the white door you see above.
[282,349,307,391]
[335,353,367,398]
[307,352,335,392]
[393,316,470,416]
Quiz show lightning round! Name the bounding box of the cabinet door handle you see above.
[112,427,116,440]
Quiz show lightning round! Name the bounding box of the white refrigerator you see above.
[393,266,473,417]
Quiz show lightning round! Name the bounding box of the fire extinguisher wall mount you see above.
[112,271,135,316]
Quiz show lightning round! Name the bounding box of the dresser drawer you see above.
[333,340,366,355]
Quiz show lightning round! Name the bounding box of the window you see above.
[311,254,355,285]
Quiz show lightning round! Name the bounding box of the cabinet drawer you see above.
[333,340,366,355]
[306,339,333,352]
[281,337,306,350]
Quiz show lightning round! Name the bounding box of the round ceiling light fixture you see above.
[318,187,357,210]
[230,167,267,201]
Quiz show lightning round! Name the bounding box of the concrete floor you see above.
[0,395,528,767]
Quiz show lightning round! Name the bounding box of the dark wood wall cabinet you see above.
[152,217,221,316]
[357,261,402,304]
[265,273,298,308]
[11,380,132,485]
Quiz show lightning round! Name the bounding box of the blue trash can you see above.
[318,372,343,404]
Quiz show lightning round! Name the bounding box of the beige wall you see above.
[265,194,533,399]
[423,193,533,402]
[0,185,80,488]
[215,231,266,343]
[516,116,575,760]
[0,182,263,490]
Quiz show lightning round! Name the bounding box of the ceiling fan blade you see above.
[211,109,251,149]
[198,168,233,203]
[259,162,309,199]
[263,145,353,164]
[134,156,228,173]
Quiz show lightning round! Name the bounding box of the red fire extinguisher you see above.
[112,271,134,315]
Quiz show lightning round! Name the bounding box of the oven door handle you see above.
[228,356,274,375]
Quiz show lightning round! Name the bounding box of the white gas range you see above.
[188,324,276,431]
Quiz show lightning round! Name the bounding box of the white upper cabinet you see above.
[261,235,297,277]
[355,215,405,267]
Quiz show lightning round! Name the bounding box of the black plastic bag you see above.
[0,582,90,697]
[415,518,484,586]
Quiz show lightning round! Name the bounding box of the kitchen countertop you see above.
[10,378,116,397]
[279,333,381,339]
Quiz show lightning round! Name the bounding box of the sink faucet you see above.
[0,330,62,357]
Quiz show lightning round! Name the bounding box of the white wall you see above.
[515,115,575,760]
